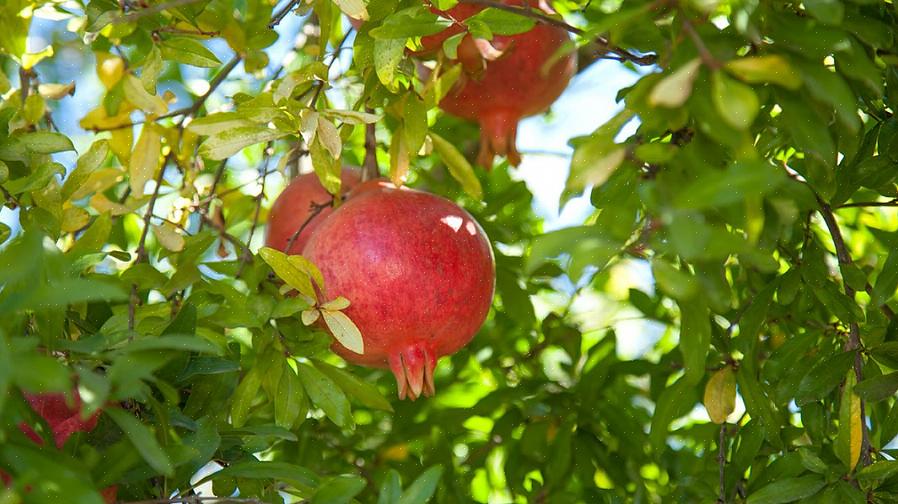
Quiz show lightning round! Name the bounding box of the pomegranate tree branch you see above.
[817,200,872,467]
[457,0,657,66]
[284,200,332,253]
[123,497,263,504]
[130,155,170,331]
[115,0,209,22]
[362,108,379,181]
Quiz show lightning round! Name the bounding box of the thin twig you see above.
[115,0,208,23]
[268,0,302,28]
[818,200,872,467]
[123,497,264,504]
[717,424,726,503]
[283,200,332,253]
[129,156,170,332]
[457,0,657,66]
[362,107,378,181]
[681,18,721,70]
[197,160,228,231]
[238,143,274,275]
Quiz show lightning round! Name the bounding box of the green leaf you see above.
[854,371,898,403]
[872,252,898,306]
[649,378,697,452]
[649,58,702,107]
[297,362,353,428]
[160,37,222,68]
[259,247,320,300]
[711,71,759,130]
[17,131,75,154]
[115,335,221,355]
[105,407,174,476]
[230,367,263,428]
[745,475,825,504]
[836,370,862,471]
[398,465,443,504]
[12,353,70,393]
[370,7,450,39]
[0,223,10,246]
[275,363,307,429]
[378,470,403,504]
[313,360,393,412]
[725,55,802,90]
[62,139,109,200]
[430,132,482,199]
[737,366,782,449]
[312,475,367,504]
[199,126,287,160]
[857,460,898,483]
[374,38,406,88]
[804,0,844,25]
[566,109,634,192]
[187,112,256,136]
[796,351,856,405]
[468,8,536,35]
[779,92,836,165]
[678,296,710,385]
[194,460,317,490]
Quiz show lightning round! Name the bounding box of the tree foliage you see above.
[2,0,898,502]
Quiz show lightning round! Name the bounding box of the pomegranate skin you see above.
[265,169,360,255]
[303,181,495,399]
[432,0,577,168]
[22,392,99,448]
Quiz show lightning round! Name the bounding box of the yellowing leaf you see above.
[323,109,380,125]
[321,296,350,311]
[430,132,482,199]
[333,0,368,21]
[198,126,286,160]
[374,38,406,89]
[96,53,125,89]
[130,125,162,194]
[837,370,863,472]
[259,247,322,300]
[187,112,255,136]
[22,45,54,70]
[725,55,802,90]
[71,167,125,200]
[89,193,133,216]
[316,117,342,159]
[389,130,410,187]
[703,367,736,424]
[152,222,185,251]
[61,206,90,233]
[123,74,168,116]
[712,71,759,130]
[37,81,75,100]
[321,309,364,354]
[301,309,321,325]
[63,139,110,200]
[649,58,702,108]
[79,104,134,131]
[567,109,635,193]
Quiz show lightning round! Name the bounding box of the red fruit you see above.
[430,0,577,168]
[303,181,495,399]
[21,392,99,448]
[265,169,360,255]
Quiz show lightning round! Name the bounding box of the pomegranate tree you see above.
[302,180,495,400]
[265,169,360,254]
[430,0,577,168]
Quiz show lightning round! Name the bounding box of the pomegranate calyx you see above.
[388,343,437,401]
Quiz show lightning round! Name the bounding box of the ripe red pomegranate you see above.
[3,391,117,504]
[302,180,495,399]
[265,169,360,255]
[433,0,577,168]
[21,392,100,448]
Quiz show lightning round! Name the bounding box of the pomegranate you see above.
[4,391,117,504]
[21,392,100,448]
[265,169,360,255]
[302,180,495,399]
[433,0,577,168]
